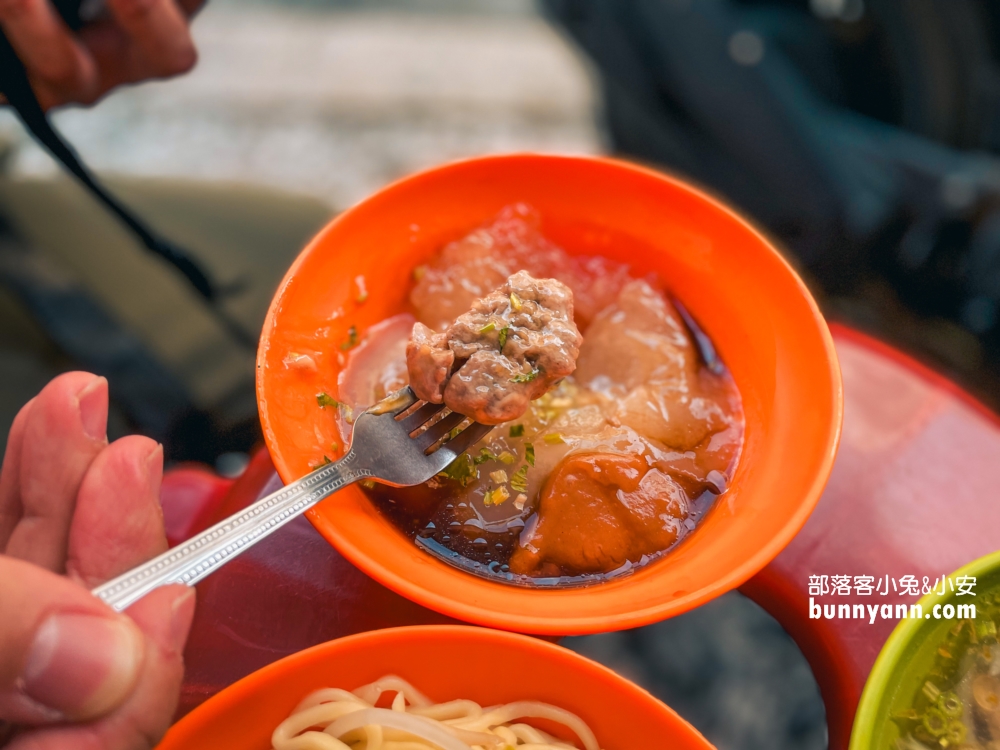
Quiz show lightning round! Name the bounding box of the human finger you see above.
[2,373,108,572]
[0,398,33,550]
[104,0,197,78]
[66,435,167,589]
[6,585,196,750]
[0,0,98,104]
[0,556,145,726]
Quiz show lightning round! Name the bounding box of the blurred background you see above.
[5,0,1000,747]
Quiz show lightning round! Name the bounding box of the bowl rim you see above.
[160,624,715,749]
[257,152,844,634]
[848,548,1000,749]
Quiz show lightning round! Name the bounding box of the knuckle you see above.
[108,0,157,24]
[0,0,36,21]
[164,41,197,76]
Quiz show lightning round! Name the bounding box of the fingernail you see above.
[169,588,196,654]
[77,376,108,442]
[146,443,164,490]
[21,613,143,721]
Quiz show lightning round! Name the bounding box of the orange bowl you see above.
[158,625,714,750]
[257,154,842,635]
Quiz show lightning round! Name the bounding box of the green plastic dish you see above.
[850,549,1000,749]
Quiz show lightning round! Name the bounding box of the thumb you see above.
[0,556,144,725]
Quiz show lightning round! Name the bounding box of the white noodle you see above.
[272,676,603,750]
[327,708,470,750]
[353,676,433,707]
[452,701,599,750]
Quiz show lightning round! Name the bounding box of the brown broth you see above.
[340,206,744,588]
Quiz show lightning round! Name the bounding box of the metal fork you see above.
[91,387,492,612]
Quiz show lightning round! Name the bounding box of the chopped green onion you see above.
[509,424,524,438]
[922,681,942,704]
[921,708,948,738]
[498,326,509,349]
[479,321,496,334]
[489,469,508,485]
[524,442,535,466]
[484,485,510,506]
[340,325,359,350]
[945,718,967,744]
[509,292,523,311]
[316,392,339,409]
[544,432,565,445]
[976,618,997,641]
[514,493,527,511]
[937,692,962,718]
[412,265,427,281]
[497,450,516,464]
[311,455,333,470]
[360,479,376,489]
[438,453,477,486]
[473,448,497,465]
[511,369,539,383]
[510,465,529,493]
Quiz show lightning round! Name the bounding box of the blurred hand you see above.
[0,372,196,750]
[0,0,204,110]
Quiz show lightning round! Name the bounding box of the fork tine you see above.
[437,421,494,458]
[415,411,466,452]
[398,401,446,432]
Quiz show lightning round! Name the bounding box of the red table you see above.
[168,325,1000,748]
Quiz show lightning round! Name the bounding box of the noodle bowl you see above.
[272,675,602,750]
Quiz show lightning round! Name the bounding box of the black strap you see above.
[0,20,256,348]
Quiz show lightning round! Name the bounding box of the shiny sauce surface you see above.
[338,205,744,587]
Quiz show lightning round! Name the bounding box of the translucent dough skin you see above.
[406,271,582,424]
[509,453,689,577]
[368,206,744,585]
[575,278,731,452]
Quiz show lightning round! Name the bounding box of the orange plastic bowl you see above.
[257,154,842,635]
[158,625,714,750]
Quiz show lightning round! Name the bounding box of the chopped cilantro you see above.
[509,424,525,438]
[340,325,359,350]
[524,442,535,466]
[316,392,339,409]
[511,369,539,384]
[498,326,509,349]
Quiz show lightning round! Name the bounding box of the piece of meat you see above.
[406,270,583,424]
[508,452,690,577]
[405,322,454,403]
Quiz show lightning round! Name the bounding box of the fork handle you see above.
[91,451,371,612]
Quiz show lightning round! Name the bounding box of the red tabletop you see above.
[169,324,1000,748]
